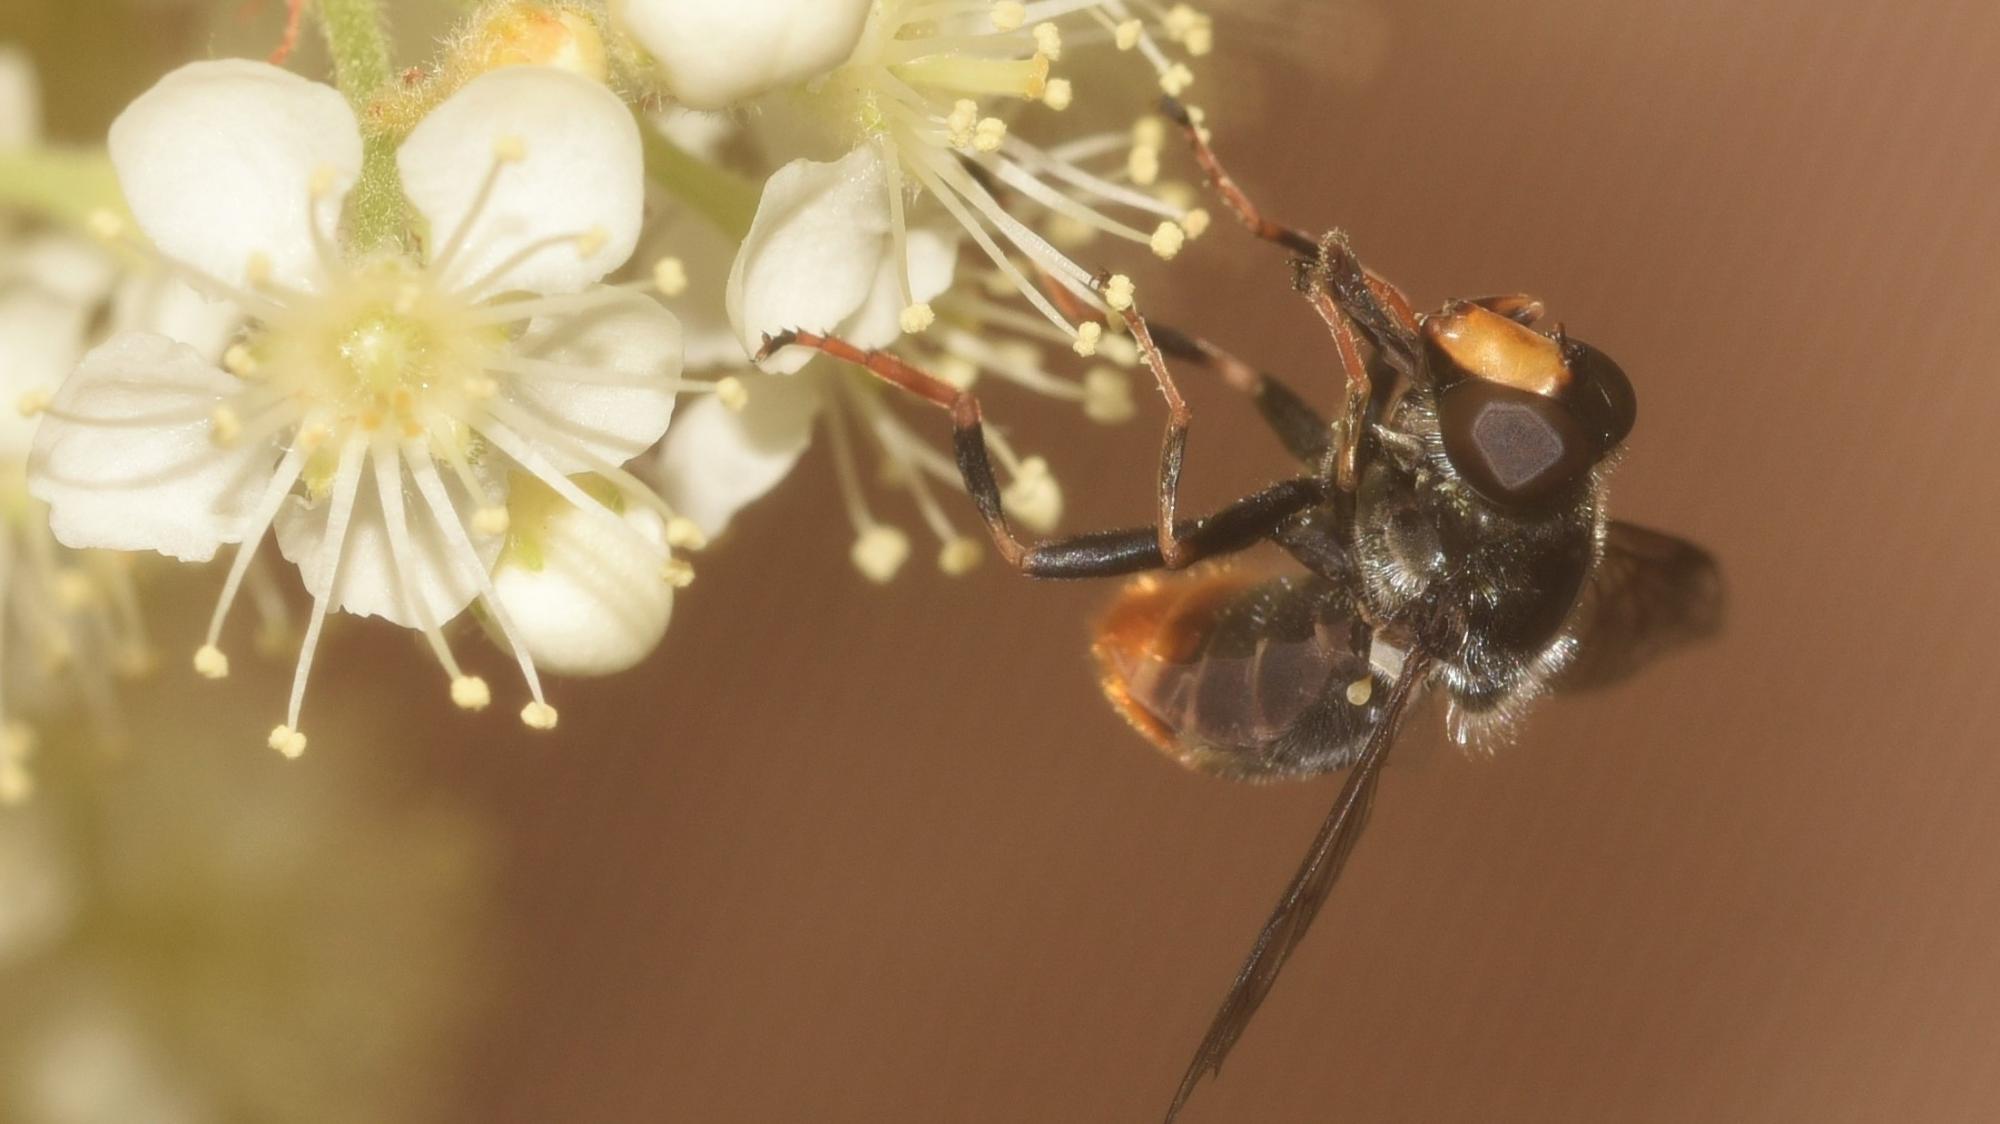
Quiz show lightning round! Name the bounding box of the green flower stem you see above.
[0,148,125,234]
[318,0,407,250]
[636,110,757,241]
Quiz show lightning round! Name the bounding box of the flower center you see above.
[251,256,499,430]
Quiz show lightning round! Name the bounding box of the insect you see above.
[761,97,1722,1123]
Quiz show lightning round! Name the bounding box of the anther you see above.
[193,644,231,680]
[1001,456,1063,533]
[520,701,559,730]
[938,355,979,390]
[974,117,1008,152]
[714,376,749,412]
[938,536,984,576]
[666,517,708,551]
[493,134,527,163]
[1345,677,1374,706]
[473,506,511,536]
[1159,64,1195,97]
[991,1,1026,31]
[54,570,95,611]
[900,302,936,334]
[210,406,242,446]
[268,725,308,758]
[652,257,688,297]
[1084,367,1136,424]
[947,99,979,148]
[451,675,492,711]
[1104,274,1136,311]
[1073,321,1104,357]
[661,558,695,588]
[1033,22,1062,60]
[1115,19,1143,50]
[1150,221,1187,259]
[1181,208,1212,239]
[1042,78,1073,111]
[851,525,911,584]
[86,209,126,242]
[223,343,260,377]
[1128,144,1161,186]
[15,389,50,418]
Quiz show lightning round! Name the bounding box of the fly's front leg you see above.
[1145,321,1331,467]
[1305,289,1375,493]
[759,332,1322,579]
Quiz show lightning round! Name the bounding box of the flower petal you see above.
[728,146,890,374]
[112,272,240,363]
[839,227,958,348]
[612,0,871,110]
[273,460,492,627]
[488,490,673,676]
[505,293,681,474]
[28,332,275,562]
[655,369,819,536]
[109,60,359,292]
[400,67,643,300]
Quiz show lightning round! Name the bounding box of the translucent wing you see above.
[1557,521,1725,691]
[1162,652,1432,1123]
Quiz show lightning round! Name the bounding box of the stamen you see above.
[405,445,550,707]
[278,436,368,744]
[371,442,473,689]
[200,441,311,657]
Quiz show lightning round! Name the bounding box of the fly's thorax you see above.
[1357,390,1608,723]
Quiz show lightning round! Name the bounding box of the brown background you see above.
[12,0,2000,1121]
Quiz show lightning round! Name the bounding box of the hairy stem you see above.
[318,0,407,250]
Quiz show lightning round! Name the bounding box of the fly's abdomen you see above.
[1093,565,1392,780]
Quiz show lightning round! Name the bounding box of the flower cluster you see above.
[0,0,1213,766]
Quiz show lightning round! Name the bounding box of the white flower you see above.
[29,61,695,753]
[612,0,873,110]
[730,145,957,373]
[769,0,1210,348]
[662,183,1107,579]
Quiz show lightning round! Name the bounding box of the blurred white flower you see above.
[612,0,873,110]
[0,53,247,801]
[0,699,494,1124]
[27,61,702,754]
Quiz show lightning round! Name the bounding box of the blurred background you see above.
[5,0,2000,1120]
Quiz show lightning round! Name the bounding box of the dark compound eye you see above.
[1558,336,1637,451]
[1437,380,1595,508]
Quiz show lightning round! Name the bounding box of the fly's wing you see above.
[1163,652,1432,1124]
[1094,564,1391,781]
[1555,521,1724,691]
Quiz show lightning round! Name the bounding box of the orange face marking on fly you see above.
[1421,300,1570,398]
